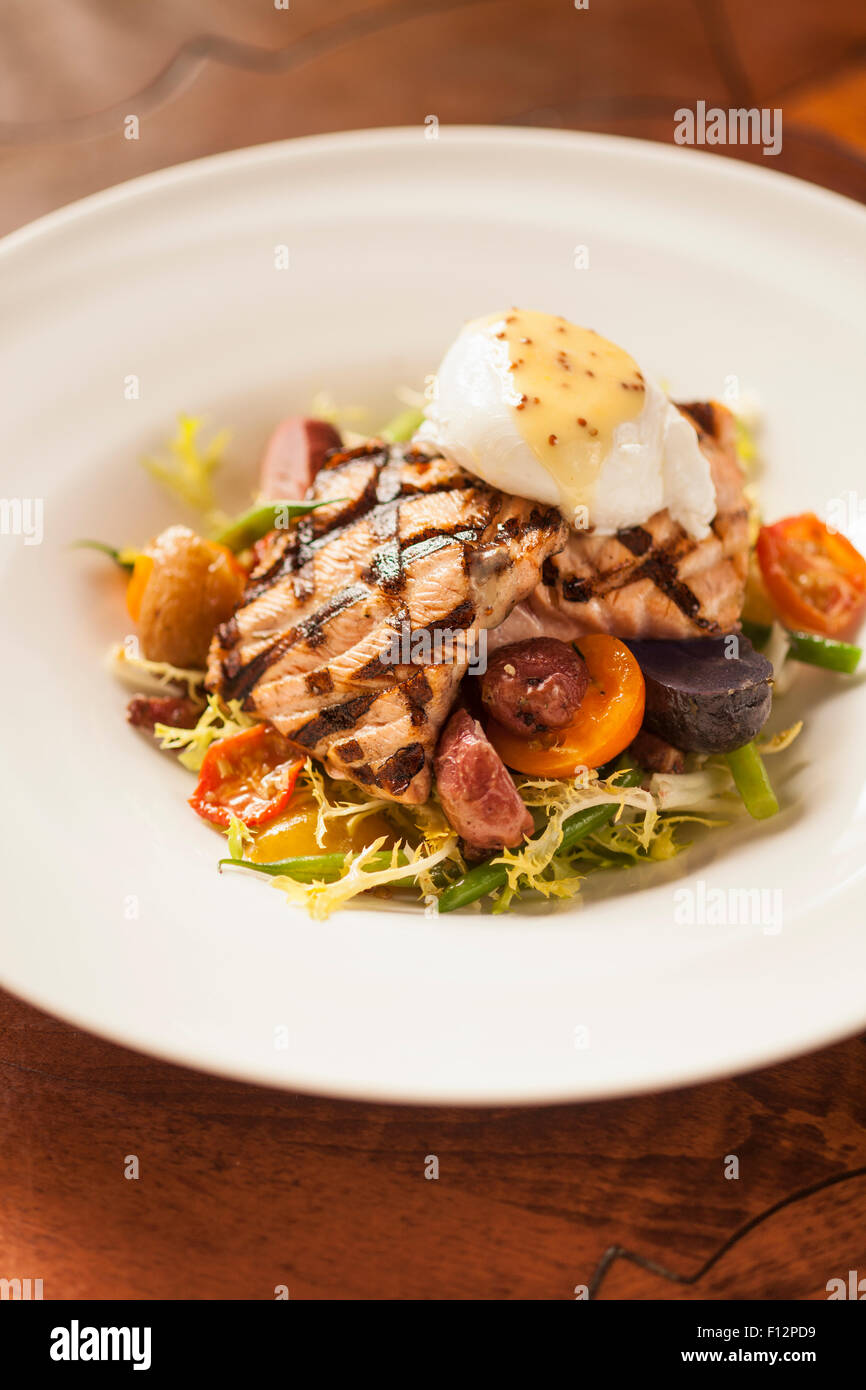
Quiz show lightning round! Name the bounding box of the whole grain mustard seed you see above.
[588,426,598,437]
[577,417,587,426]
[548,434,558,445]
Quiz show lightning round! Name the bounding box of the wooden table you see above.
[2,0,865,1300]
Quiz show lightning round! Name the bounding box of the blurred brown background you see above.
[2,0,866,1301]
[1,0,865,235]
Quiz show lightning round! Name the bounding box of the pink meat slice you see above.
[434,708,533,849]
[259,417,342,501]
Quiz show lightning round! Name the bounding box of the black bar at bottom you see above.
[1,1297,861,1373]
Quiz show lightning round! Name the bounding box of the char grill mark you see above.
[350,603,476,683]
[432,599,476,632]
[290,691,380,749]
[630,549,713,629]
[318,440,391,475]
[562,575,593,603]
[336,741,427,797]
[244,450,484,607]
[552,533,713,628]
[375,742,426,795]
[400,531,473,567]
[215,615,239,651]
[207,441,570,803]
[221,633,293,703]
[305,668,334,695]
[363,495,404,594]
[488,401,748,646]
[220,582,369,700]
[616,525,653,556]
[351,763,376,785]
[529,508,564,533]
[400,670,434,726]
[334,738,363,762]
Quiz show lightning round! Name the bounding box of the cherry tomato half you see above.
[756,513,866,639]
[486,634,645,776]
[189,723,303,829]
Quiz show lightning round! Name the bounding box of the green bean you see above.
[212,498,335,552]
[437,861,508,914]
[381,407,425,443]
[725,741,779,820]
[740,619,860,673]
[219,848,408,884]
[70,539,136,572]
[437,767,644,914]
[785,629,861,674]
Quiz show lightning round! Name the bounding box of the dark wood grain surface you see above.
[2,0,865,1300]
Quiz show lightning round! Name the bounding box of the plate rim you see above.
[3,125,865,1105]
[2,125,865,265]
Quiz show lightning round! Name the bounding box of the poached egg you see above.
[416,310,716,539]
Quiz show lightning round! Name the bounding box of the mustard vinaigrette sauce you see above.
[490,309,647,522]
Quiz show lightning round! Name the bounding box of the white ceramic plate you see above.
[2,128,865,1104]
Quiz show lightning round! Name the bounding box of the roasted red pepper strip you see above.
[756,513,866,639]
[189,724,303,829]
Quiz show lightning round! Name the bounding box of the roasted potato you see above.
[138,525,245,669]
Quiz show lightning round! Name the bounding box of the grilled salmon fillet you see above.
[207,441,567,803]
[488,401,749,648]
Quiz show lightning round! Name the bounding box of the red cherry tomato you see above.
[756,513,866,638]
[189,724,303,829]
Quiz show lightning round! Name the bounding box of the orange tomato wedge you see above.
[125,554,154,621]
[486,634,645,776]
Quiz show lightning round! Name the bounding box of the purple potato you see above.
[626,635,773,754]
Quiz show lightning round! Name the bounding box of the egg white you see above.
[416,316,716,539]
